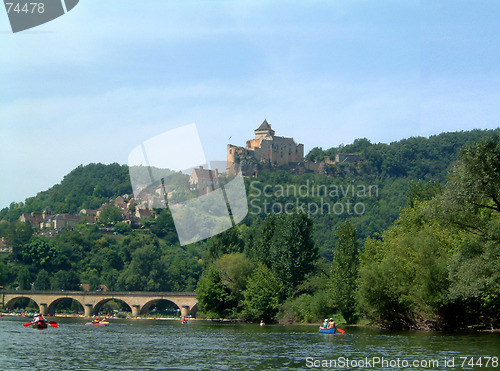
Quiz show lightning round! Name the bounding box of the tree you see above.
[34,269,51,290]
[433,135,500,238]
[406,180,442,208]
[0,257,9,287]
[16,266,32,290]
[250,213,318,299]
[116,244,163,291]
[357,205,454,329]
[196,265,237,318]
[214,253,253,296]
[114,222,131,234]
[82,268,101,291]
[305,147,325,162]
[98,205,123,225]
[430,136,500,327]
[250,214,277,267]
[149,208,176,238]
[5,221,33,259]
[161,249,202,291]
[51,270,80,290]
[21,236,57,268]
[100,248,124,271]
[273,213,318,298]
[207,227,244,261]
[330,220,359,324]
[242,263,283,323]
[447,239,499,329]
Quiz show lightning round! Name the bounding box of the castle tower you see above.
[254,119,275,140]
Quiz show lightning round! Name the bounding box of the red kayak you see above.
[23,319,57,329]
[32,320,48,329]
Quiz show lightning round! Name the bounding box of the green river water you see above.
[0,317,498,370]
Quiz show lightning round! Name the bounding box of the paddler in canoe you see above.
[319,317,345,334]
[22,314,58,329]
[33,313,47,328]
[327,318,336,329]
[26,313,48,329]
[92,317,109,324]
[87,317,109,325]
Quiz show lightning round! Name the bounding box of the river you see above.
[0,317,498,370]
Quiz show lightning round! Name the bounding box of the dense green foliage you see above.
[330,220,359,324]
[306,129,499,180]
[0,129,498,328]
[196,212,318,321]
[358,135,499,329]
[0,163,131,221]
[0,222,203,294]
[243,263,283,322]
[245,128,500,260]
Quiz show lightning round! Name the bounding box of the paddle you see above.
[23,322,33,327]
[336,328,345,334]
[48,321,58,328]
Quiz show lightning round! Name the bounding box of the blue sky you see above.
[0,0,499,209]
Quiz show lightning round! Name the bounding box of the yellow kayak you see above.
[86,321,109,326]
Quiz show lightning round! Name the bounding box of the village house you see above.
[44,214,82,230]
[79,208,98,223]
[135,208,152,220]
[122,211,138,225]
[0,237,12,254]
[18,212,44,226]
[189,166,220,196]
[114,196,128,210]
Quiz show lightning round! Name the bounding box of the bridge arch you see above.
[4,295,41,312]
[140,298,181,315]
[92,298,132,316]
[47,296,86,316]
[190,303,199,317]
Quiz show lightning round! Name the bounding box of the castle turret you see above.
[254,119,275,139]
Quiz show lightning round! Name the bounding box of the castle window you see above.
[281,152,283,158]
[229,149,232,154]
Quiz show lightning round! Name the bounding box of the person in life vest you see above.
[33,313,45,324]
[327,318,336,329]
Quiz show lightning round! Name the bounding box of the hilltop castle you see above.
[227,120,304,174]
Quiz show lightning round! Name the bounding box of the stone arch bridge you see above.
[1,290,198,317]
